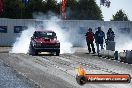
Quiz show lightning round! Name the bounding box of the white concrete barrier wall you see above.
[0,19,132,46]
[119,52,126,59]
[100,49,115,58]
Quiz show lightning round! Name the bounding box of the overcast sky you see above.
[57,0,132,21]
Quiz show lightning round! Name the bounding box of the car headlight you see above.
[54,38,57,40]
[33,41,37,46]
[56,41,60,43]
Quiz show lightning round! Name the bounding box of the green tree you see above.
[111,9,129,21]
[25,0,45,19]
[45,0,59,15]
[68,0,103,20]
[1,0,60,19]
[65,0,78,19]
[1,0,24,19]
[0,0,104,20]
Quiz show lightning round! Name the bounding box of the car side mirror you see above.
[31,37,33,39]
[33,34,35,37]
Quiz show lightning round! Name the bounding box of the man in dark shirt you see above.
[107,28,115,41]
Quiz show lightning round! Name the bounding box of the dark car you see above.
[29,30,60,56]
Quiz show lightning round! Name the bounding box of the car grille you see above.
[38,43,59,48]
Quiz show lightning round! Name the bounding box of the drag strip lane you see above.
[73,53,132,75]
[59,54,118,74]
[38,54,132,88]
[0,53,132,88]
[0,53,79,88]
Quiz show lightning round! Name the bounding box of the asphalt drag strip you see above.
[0,52,132,88]
[0,59,39,88]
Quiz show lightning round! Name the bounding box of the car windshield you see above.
[34,31,56,38]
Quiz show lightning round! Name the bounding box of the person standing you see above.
[106,28,115,51]
[95,27,105,55]
[85,28,96,54]
[107,28,115,41]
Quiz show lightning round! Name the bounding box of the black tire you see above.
[29,44,33,55]
[29,44,38,56]
[34,51,38,56]
[50,52,55,55]
[56,52,60,56]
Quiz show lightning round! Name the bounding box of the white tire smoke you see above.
[10,17,74,54]
[10,27,35,54]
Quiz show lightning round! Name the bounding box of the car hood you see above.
[34,38,59,44]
